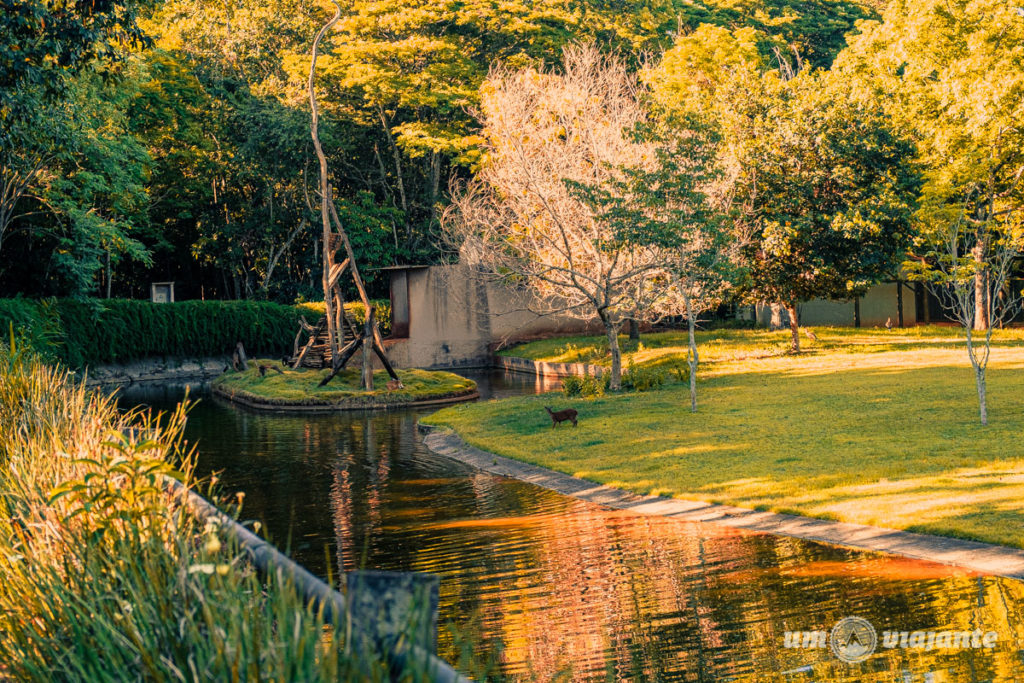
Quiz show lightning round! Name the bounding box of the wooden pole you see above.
[308,2,343,365]
[361,306,375,390]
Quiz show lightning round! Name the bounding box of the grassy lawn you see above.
[213,363,476,406]
[429,327,1024,548]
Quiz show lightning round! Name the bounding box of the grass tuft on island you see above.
[428,327,1024,549]
[213,363,477,410]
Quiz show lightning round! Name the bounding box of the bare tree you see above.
[444,45,666,390]
[914,199,1024,425]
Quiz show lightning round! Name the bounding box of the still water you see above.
[117,372,1024,682]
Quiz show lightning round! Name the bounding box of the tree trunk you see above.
[105,251,112,299]
[600,311,622,391]
[973,242,989,331]
[628,317,640,341]
[685,295,699,413]
[966,330,988,426]
[975,365,988,426]
[896,280,904,328]
[785,303,800,353]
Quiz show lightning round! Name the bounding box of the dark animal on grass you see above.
[257,363,285,377]
[545,406,578,428]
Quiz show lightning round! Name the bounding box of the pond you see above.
[117,372,1024,682]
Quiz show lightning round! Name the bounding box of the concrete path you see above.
[420,425,1024,580]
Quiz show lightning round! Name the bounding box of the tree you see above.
[0,0,147,261]
[906,207,1024,426]
[835,0,1024,424]
[836,0,1024,333]
[648,37,920,352]
[570,121,737,410]
[444,45,666,390]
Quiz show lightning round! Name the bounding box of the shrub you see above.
[296,299,392,337]
[622,361,666,393]
[0,298,312,368]
[561,372,608,397]
[670,362,691,384]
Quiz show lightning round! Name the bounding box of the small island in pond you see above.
[212,364,478,411]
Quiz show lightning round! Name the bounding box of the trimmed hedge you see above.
[0,298,304,368]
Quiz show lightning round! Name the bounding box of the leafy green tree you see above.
[649,33,920,352]
[837,0,1024,331]
[570,120,736,410]
[0,0,148,261]
[837,0,1024,423]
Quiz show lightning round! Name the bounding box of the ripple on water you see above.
[115,375,1024,682]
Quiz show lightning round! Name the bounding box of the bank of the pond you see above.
[212,364,478,411]
[0,351,448,681]
[425,338,1024,552]
[418,426,1024,579]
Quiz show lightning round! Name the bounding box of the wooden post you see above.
[317,334,365,387]
[308,4,343,366]
[232,341,249,372]
[854,297,861,328]
[361,306,375,390]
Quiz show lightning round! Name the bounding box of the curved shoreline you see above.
[418,424,1024,580]
[212,383,480,413]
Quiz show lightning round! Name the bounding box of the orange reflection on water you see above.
[778,557,978,581]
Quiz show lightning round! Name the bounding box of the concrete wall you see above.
[755,282,919,328]
[385,265,597,369]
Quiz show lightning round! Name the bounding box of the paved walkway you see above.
[420,426,1024,580]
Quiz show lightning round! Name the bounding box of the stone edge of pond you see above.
[211,382,481,413]
[494,355,605,378]
[83,356,231,387]
[418,424,1024,580]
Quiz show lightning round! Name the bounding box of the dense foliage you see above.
[0,0,880,302]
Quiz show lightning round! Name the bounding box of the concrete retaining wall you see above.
[84,356,230,387]
[494,355,605,379]
[756,282,919,328]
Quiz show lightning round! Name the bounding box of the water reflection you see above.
[113,372,1024,681]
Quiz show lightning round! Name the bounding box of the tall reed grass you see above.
[0,339,441,682]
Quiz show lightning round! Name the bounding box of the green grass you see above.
[213,363,476,407]
[501,325,1024,367]
[431,328,1024,549]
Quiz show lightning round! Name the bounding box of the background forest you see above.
[1,0,884,303]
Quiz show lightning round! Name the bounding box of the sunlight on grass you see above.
[213,363,476,405]
[430,329,1024,549]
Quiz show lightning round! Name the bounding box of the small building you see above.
[150,282,175,304]
[378,265,596,369]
